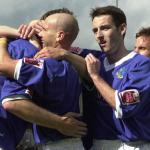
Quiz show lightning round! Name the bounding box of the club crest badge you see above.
[116,67,126,79]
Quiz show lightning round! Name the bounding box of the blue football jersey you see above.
[71,48,118,149]
[0,39,37,149]
[0,76,7,118]
[0,76,5,98]
[1,39,39,102]
[14,57,81,143]
[102,51,150,141]
[0,112,27,150]
[79,49,118,140]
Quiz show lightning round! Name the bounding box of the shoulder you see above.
[132,53,150,69]
[44,58,74,76]
[9,38,30,46]
[8,39,39,58]
[70,47,104,58]
[9,39,38,50]
[123,52,150,78]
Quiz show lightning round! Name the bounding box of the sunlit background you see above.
[0,0,150,50]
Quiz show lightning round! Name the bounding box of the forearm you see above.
[91,75,116,108]
[0,26,20,38]
[3,95,87,137]
[34,47,90,81]
[64,51,90,81]
[3,100,63,130]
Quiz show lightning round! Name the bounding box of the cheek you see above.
[111,33,120,44]
[105,31,114,42]
[138,50,149,57]
[94,33,98,39]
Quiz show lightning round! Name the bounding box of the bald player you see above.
[0,8,87,150]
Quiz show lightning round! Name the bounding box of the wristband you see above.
[0,38,7,45]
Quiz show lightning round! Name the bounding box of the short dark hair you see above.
[90,5,126,28]
[40,8,74,20]
[136,27,150,38]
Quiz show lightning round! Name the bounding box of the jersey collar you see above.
[104,51,137,71]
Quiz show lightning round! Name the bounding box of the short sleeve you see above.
[114,58,150,118]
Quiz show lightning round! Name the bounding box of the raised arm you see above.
[0,23,37,76]
[0,26,20,38]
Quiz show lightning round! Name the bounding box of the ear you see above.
[56,31,65,42]
[120,23,127,37]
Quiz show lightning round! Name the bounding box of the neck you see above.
[107,45,129,64]
[56,42,70,51]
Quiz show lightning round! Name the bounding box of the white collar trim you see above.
[104,51,137,71]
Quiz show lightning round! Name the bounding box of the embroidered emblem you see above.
[24,58,44,69]
[119,89,140,105]
[116,67,126,79]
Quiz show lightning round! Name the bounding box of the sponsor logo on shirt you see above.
[24,58,44,69]
[119,89,140,105]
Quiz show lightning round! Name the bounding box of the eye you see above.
[101,25,111,31]
[92,28,98,34]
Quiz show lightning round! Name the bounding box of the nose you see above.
[96,28,103,39]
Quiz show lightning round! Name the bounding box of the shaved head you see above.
[45,13,79,45]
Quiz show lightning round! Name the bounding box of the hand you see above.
[57,112,87,137]
[34,47,66,59]
[18,24,36,39]
[85,53,100,79]
[32,20,49,33]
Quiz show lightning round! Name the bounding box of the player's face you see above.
[38,25,57,48]
[135,36,150,57]
[92,15,124,55]
[38,15,59,48]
